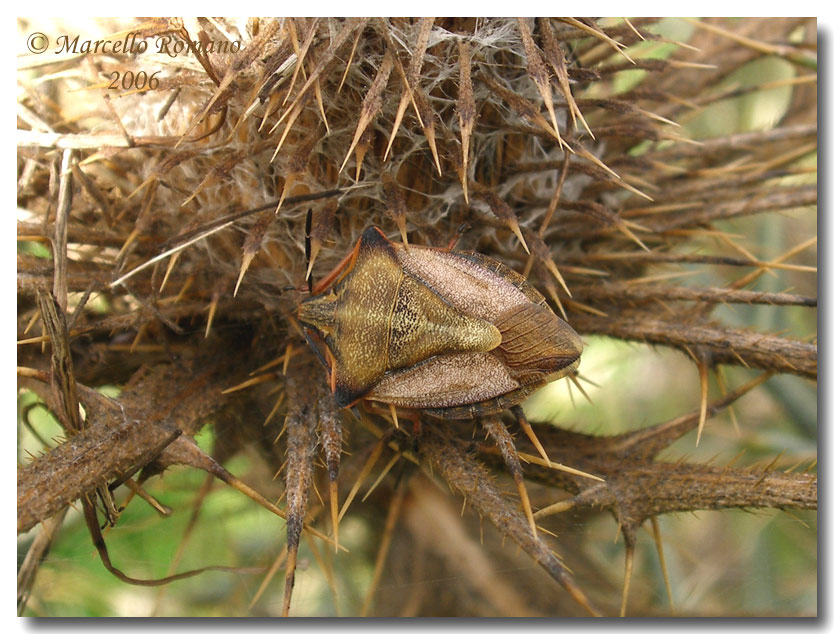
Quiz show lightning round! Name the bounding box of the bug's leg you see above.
[323,346,337,394]
[382,409,425,453]
[361,401,423,456]
[365,401,423,452]
[480,415,537,538]
[390,406,422,443]
[445,222,471,250]
[299,328,337,395]
[511,405,552,468]
[364,401,423,434]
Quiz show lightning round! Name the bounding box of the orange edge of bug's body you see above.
[311,232,363,295]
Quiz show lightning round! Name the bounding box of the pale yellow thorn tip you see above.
[275,174,294,213]
[546,260,572,298]
[515,475,537,539]
[618,223,650,252]
[306,242,321,280]
[384,96,409,162]
[394,217,409,250]
[620,545,634,617]
[116,227,140,261]
[515,229,530,255]
[355,154,364,181]
[234,252,255,297]
[329,479,340,554]
[518,416,552,468]
[425,129,442,176]
[533,498,575,519]
[338,152,351,175]
[159,251,180,293]
[205,296,218,339]
[696,362,709,447]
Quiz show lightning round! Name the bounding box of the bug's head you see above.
[298,292,337,338]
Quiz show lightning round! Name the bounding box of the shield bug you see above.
[298,226,582,419]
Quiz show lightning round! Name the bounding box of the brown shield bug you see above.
[298,226,582,419]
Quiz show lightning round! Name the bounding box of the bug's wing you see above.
[449,250,546,305]
[366,352,520,409]
[395,246,531,322]
[493,302,583,383]
[328,227,502,408]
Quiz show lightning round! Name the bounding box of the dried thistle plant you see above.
[17,17,816,617]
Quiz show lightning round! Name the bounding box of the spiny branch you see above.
[569,313,817,379]
[420,423,601,616]
[570,283,816,307]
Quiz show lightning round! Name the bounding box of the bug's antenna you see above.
[304,208,313,293]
